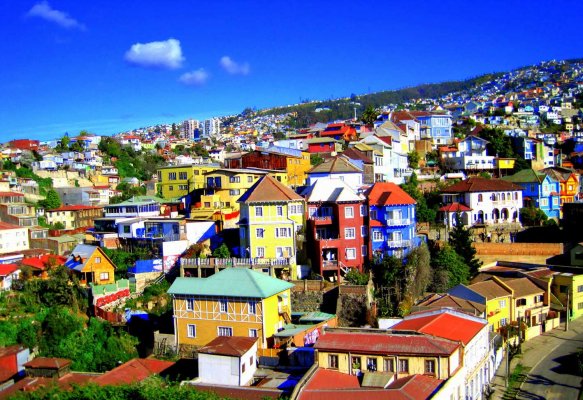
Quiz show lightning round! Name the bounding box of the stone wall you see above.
[473,242,564,256]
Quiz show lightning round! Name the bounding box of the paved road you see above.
[516,323,583,400]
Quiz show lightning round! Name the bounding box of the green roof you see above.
[502,169,547,184]
[168,268,294,298]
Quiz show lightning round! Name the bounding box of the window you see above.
[360,205,367,216]
[255,206,263,217]
[345,228,356,239]
[361,226,367,237]
[276,206,283,216]
[370,209,377,219]
[351,356,361,371]
[398,359,409,373]
[478,194,483,202]
[516,298,527,306]
[500,318,508,326]
[179,172,187,180]
[229,189,241,195]
[230,176,241,183]
[179,184,188,190]
[383,358,394,372]
[362,245,368,257]
[425,360,435,375]
[560,285,568,294]
[257,247,265,258]
[499,299,506,308]
[94,257,101,263]
[540,198,548,207]
[168,185,174,191]
[242,363,246,373]
[578,302,583,310]
[99,272,109,281]
[534,295,544,303]
[220,300,228,313]
[276,228,291,238]
[187,324,196,338]
[248,176,254,183]
[290,204,303,215]
[366,358,377,372]
[328,354,339,369]
[249,329,258,337]
[248,301,256,314]
[345,207,354,218]
[256,228,264,238]
[168,172,177,180]
[218,326,233,336]
[578,285,583,293]
[346,248,356,259]
[186,299,195,311]
[372,231,383,241]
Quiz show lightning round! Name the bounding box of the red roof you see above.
[0,192,24,197]
[444,177,522,193]
[315,331,459,356]
[0,264,19,276]
[298,368,443,400]
[439,202,472,212]
[24,357,71,369]
[93,358,174,386]
[392,309,486,346]
[198,336,257,357]
[21,255,67,271]
[365,182,416,206]
[47,204,102,212]
[0,221,22,230]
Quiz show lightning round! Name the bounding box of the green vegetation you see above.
[124,281,171,317]
[407,151,420,169]
[212,243,231,258]
[310,153,325,166]
[503,364,530,400]
[7,376,232,400]
[1,163,53,195]
[344,269,369,285]
[430,244,470,292]
[98,137,166,181]
[520,206,548,226]
[0,266,137,372]
[102,247,154,279]
[401,172,440,223]
[38,188,61,210]
[448,213,482,276]
[361,105,379,126]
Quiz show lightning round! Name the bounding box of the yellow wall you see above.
[80,248,115,284]
[496,159,516,169]
[263,290,291,342]
[158,165,219,199]
[553,274,583,320]
[317,350,454,380]
[485,296,512,332]
[286,152,311,187]
[46,210,76,230]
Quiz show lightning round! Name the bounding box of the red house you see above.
[320,123,358,142]
[301,178,366,281]
[8,139,40,151]
[306,137,342,155]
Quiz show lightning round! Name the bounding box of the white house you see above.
[0,222,29,255]
[307,156,364,191]
[441,136,495,172]
[357,135,394,183]
[439,177,523,228]
[198,336,258,386]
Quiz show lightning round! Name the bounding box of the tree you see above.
[361,105,379,126]
[431,244,470,291]
[520,206,548,226]
[344,269,369,285]
[403,243,431,298]
[448,213,482,276]
[310,154,324,166]
[212,244,230,258]
[407,151,420,169]
[39,189,61,210]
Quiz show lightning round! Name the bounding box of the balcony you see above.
[385,218,411,227]
[322,260,339,270]
[310,216,333,225]
[386,239,411,248]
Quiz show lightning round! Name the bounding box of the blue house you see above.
[502,169,560,219]
[410,111,453,146]
[365,182,419,259]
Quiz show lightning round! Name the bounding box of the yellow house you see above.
[168,268,293,348]
[503,277,548,326]
[238,175,305,264]
[467,278,512,332]
[541,167,580,207]
[157,163,220,199]
[314,330,462,380]
[201,168,288,211]
[286,152,312,187]
[65,244,116,285]
[551,271,583,321]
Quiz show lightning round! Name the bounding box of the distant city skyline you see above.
[1,0,583,142]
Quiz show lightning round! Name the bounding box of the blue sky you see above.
[1,0,582,142]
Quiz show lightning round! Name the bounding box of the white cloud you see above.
[219,56,250,75]
[179,69,209,86]
[124,39,184,70]
[26,1,86,30]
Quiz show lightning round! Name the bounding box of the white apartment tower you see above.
[182,119,201,140]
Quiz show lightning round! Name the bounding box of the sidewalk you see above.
[490,317,583,399]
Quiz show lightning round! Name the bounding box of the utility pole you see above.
[505,332,510,388]
[566,288,570,332]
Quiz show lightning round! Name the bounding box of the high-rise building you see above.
[182,119,200,140]
[202,118,221,137]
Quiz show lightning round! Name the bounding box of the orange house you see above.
[541,167,579,212]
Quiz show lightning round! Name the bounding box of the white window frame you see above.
[256,228,264,238]
[249,328,258,337]
[187,324,196,338]
[220,299,228,313]
[346,248,356,259]
[372,230,383,241]
[248,301,256,315]
[218,326,233,337]
[361,226,367,237]
[255,206,263,217]
[345,227,356,239]
[276,205,284,216]
[99,272,109,281]
[345,206,354,218]
[257,247,265,258]
[186,298,195,311]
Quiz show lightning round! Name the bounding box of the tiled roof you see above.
[342,148,373,164]
[504,277,544,297]
[308,156,362,174]
[47,204,102,212]
[468,279,511,300]
[0,264,19,276]
[314,331,459,356]
[443,177,522,193]
[168,268,294,298]
[302,178,364,203]
[198,336,257,357]
[0,221,22,230]
[24,357,71,369]
[93,358,174,386]
[502,169,547,184]
[439,202,472,212]
[365,182,416,206]
[392,309,486,346]
[238,175,303,203]
[416,293,486,314]
[0,192,24,197]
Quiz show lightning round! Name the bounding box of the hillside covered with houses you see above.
[2,58,583,399]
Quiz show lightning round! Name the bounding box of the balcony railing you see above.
[310,216,333,225]
[385,218,411,226]
[386,239,411,248]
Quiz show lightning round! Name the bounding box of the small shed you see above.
[198,336,258,386]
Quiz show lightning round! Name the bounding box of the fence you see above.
[473,242,564,256]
